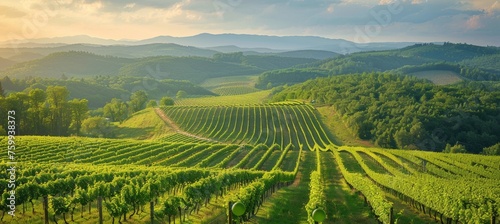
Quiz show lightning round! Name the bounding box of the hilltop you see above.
[0,51,317,83]
[256,43,500,88]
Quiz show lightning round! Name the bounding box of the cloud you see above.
[0,5,27,18]
[466,15,483,30]
[0,0,498,46]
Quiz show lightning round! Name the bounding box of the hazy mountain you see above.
[3,35,132,47]
[137,33,406,52]
[205,45,284,53]
[2,33,419,53]
[207,46,340,60]
[0,57,16,71]
[275,50,341,60]
[1,51,134,78]
[0,43,219,60]
[7,51,45,62]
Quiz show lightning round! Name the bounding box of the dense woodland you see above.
[255,43,500,88]
[272,73,500,153]
[0,75,212,108]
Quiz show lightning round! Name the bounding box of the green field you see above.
[200,75,261,96]
[409,70,463,85]
[1,62,499,224]
[174,90,272,106]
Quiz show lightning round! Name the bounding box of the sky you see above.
[0,0,499,46]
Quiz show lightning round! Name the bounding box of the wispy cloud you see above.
[0,0,498,45]
[0,5,27,18]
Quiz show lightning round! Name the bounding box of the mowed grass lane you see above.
[249,150,314,224]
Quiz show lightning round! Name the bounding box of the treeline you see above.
[255,68,330,89]
[255,47,500,89]
[394,62,500,81]
[0,75,213,108]
[0,81,174,137]
[0,85,88,136]
[272,73,500,153]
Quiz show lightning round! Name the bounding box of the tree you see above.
[46,86,71,135]
[176,90,187,99]
[129,90,148,112]
[482,143,500,155]
[160,96,174,106]
[5,92,30,132]
[81,117,112,138]
[28,88,47,134]
[394,128,412,149]
[0,81,4,98]
[146,100,157,108]
[443,143,467,153]
[103,98,128,122]
[69,99,89,135]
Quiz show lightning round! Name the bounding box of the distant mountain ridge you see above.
[0,43,219,62]
[2,33,420,53]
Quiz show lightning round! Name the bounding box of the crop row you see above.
[160,104,334,150]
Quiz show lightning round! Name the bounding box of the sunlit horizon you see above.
[1,0,499,46]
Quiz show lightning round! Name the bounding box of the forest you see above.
[272,72,500,153]
[254,43,500,88]
[0,75,213,108]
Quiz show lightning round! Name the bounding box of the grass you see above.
[200,75,261,96]
[248,151,314,224]
[175,90,271,106]
[200,75,258,86]
[320,151,377,224]
[316,106,374,147]
[112,107,174,140]
[409,70,463,85]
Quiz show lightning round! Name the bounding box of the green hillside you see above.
[159,103,334,149]
[275,50,340,60]
[396,42,500,62]
[0,57,15,71]
[1,76,214,108]
[461,54,500,73]
[1,50,318,84]
[255,43,500,88]
[200,75,260,96]
[119,56,262,83]
[112,107,174,139]
[409,70,462,85]
[0,43,218,59]
[272,72,500,153]
[1,51,134,78]
[0,41,499,224]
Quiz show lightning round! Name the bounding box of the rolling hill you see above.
[0,50,318,84]
[0,51,134,78]
[0,57,15,71]
[0,43,219,61]
[256,43,500,88]
[2,33,419,53]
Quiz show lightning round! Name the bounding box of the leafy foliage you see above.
[273,73,500,153]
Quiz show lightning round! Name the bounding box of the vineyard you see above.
[159,103,334,149]
[1,99,499,224]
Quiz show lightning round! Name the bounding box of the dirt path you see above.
[154,108,220,143]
